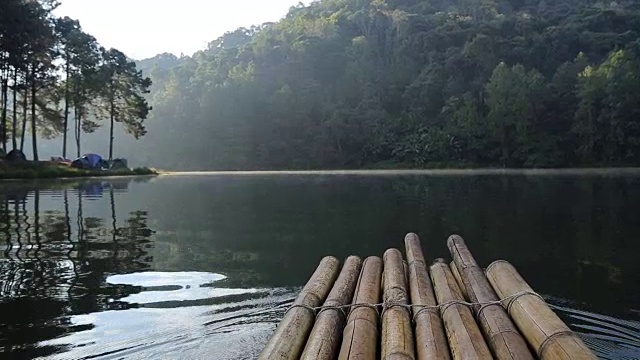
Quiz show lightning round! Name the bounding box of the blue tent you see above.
[83,153,103,168]
[71,154,108,170]
[71,157,90,169]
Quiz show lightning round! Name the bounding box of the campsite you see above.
[0,149,156,180]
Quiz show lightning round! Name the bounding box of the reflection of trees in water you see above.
[149,175,638,317]
[0,179,155,357]
[387,175,640,317]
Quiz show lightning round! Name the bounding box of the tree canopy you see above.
[5,0,640,169]
[0,0,151,161]
[136,0,640,170]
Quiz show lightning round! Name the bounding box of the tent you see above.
[110,158,128,169]
[71,157,91,169]
[71,153,109,170]
[83,153,103,168]
[6,149,27,162]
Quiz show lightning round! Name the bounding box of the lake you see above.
[0,171,639,359]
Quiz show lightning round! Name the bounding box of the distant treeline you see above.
[134,0,640,170]
[0,0,151,161]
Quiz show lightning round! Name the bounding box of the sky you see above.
[53,0,311,60]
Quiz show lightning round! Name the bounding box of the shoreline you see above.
[0,162,159,181]
[157,167,640,176]
[4,165,640,181]
[0,173,158,182]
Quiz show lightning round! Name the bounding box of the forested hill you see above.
[135,0,640,170]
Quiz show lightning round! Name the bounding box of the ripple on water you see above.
[104,271,270,309]
[37,271,296,360]
[550,302,640,360]
[36,273,640,359]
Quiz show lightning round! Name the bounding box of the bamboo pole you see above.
[259,256,341,360]
[301,256,363,360]
[404,260,409,291]
[338,256,383,360]
[449,261,468,301]
[486,260,597,360]
[447,235,534,360]
[381,248,416,360]
[404,233,451,360]
[430,259,493,360]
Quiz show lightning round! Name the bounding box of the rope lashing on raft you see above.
[536,330,576,358]
[284,290,544,324]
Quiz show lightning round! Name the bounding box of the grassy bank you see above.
[0,161,158,180]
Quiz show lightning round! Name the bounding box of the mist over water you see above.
[0,171,638,359]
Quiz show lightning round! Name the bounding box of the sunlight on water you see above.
[107,271,227,287]
[0,176,638,359]
[106,271,265,305]
[39,270,297,359]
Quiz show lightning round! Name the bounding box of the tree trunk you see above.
[20,75,27,152]
[1,76,7,153]
[74,80,82,158]
[75,106,81,158]
[0,54,3,152]
[63,57,70,158]
[12,69,18,151]
[31,81,38,162]
[109,88,115,160]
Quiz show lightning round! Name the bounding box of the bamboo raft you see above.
[258,233,597,360]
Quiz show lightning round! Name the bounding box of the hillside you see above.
[97,0,640,170]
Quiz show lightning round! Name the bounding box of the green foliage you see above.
[574,50,640,164]
[55,16,103,158]
[96,48,152,159]
[5,0,640,169]
[0,1,151,162]
[486,63,545,166]
[135,0,640,170]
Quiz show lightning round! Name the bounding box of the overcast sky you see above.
[54,0,310,60]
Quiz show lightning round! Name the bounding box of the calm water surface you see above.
[0,171,639,359]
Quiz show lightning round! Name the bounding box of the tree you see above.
[485,63,545,166]
[1,0,62,160]
[5,0,640,169]
[0,0,29,152]
[98,49,152,160]
[54,17,101,158]
[25,1,58,161]
[575,50,640,164]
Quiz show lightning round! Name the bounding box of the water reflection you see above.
[0,173,638,359]
[0,179,155,357]
[106,271,266,306]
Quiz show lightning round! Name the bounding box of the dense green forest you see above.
[137,0,640,170]
[0,0,151,162]
[4,0,640,170]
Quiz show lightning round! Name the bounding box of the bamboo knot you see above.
[281,290,544,324]
[504,290,545,314]
[536,330,576,358]
[411,306,440,323]
[438,300,471,316]
[475,302,503,322]
[350,302,382,315]
[381,301,411,319]
[316,305,348,323]
[285,304,318,317]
